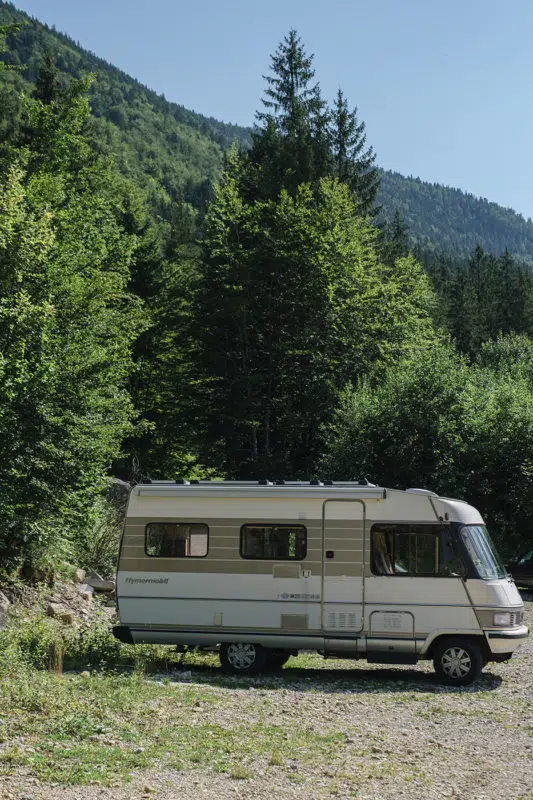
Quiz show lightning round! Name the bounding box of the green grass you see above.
[0,667,363,786]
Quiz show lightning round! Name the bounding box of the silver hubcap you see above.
[441,646,472,678]
[227,643,257,670]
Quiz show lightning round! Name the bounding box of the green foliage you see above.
[0,19,20,70]
[424,245,533,357]
[0,75,147,569]
[0,605,169,673]
[196,170,438,477]
[243,31,380,216]
[0,608,74,671]
[73,495,124,578]
[247,30,330,200]
[1,6,533,560]
[330,88,380,216]
[321,341,533,554]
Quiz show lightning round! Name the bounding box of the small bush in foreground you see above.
[0,606,174,673]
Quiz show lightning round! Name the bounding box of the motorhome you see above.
[113,480,528,685]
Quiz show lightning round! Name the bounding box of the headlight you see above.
[493,612,512,627]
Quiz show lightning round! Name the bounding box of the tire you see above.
[266,651,291,671]
[433,638,483,686]
[219,642,267,675]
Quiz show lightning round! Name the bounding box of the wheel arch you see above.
[425,632,491,662]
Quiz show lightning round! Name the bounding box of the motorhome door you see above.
[321,500,365,635]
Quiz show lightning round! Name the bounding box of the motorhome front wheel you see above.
[433,638,483,686]
[220,642,267,674]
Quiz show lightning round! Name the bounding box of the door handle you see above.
[326,550,334,559]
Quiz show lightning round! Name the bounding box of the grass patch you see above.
[0,665,356,786]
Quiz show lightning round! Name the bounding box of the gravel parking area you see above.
[1,595,531,800]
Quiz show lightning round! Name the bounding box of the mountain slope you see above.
[378,170,533,261]
[0,0,251,212]
[1,0,532,260]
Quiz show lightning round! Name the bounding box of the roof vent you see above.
[310,480,323,486]
[275,480,286,485]
[406,488,438,497]
[175,478,190,485]
[258,479,273,486]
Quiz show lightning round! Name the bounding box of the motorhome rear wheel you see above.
[220,642,267,674]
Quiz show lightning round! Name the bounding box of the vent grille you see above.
[328,612,357,629]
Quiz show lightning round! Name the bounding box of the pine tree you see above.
[0,22,20,70]
[490,249,533,338]
[195,165,437,478]
[245,30,330,200]
[380,210,410,264]
[329,89,380,215]
[34,51,60,104]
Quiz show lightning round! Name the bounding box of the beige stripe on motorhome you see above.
[119,557,363,575]
[121,516,365,574]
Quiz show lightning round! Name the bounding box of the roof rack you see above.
[143,479,378,488]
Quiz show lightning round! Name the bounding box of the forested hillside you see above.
[379,170,533,260]
[1,0,533,260]
[0,0,249,215]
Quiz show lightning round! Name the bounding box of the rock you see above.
[86,572,116,593]
[78,583,94,602]
[46,602,60,617]
[45,603,74,624]
[80,671,90,678]
[75,568,86,584]
[0,591,10,613]
[0,591,10,629]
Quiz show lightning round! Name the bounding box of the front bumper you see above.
[485,625,529,654]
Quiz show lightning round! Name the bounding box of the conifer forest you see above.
[1,3,533,574]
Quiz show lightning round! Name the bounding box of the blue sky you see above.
[11,0,533,219]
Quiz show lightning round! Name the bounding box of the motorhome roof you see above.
[133,480,387,499]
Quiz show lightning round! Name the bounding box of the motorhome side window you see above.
[371,524,464,577]
[145,523,208,558]
[240,524,307,560]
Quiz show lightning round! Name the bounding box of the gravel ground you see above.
[1,595,532,800]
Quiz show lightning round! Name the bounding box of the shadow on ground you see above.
[162,660,503,694]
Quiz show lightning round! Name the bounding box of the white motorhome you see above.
[113,480,528,685]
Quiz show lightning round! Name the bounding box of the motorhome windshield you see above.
[459,525,506,580]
